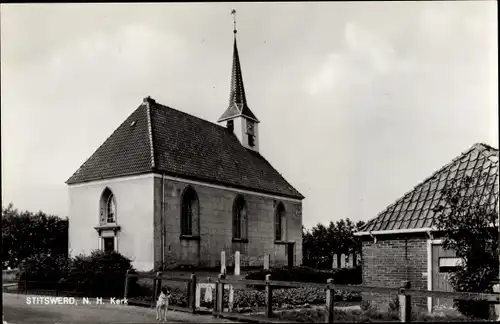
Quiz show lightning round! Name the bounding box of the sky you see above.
[1,2,498,230]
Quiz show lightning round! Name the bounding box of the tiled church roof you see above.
[66,98,304,200]
[358,143,499,234]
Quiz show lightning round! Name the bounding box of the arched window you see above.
[100,188,117,224]
[181,186,199,236]
[233,195,248,240]
[275,202,285,241]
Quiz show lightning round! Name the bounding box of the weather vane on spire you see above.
[231,9,237,34]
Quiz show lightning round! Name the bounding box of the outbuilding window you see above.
[438,257,463,273]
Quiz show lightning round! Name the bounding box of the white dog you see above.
[156,287,171,321]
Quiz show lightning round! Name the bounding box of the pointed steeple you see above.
[218,11,259,123]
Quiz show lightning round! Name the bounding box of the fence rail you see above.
[211,274,500,323]
[124,270,197,313]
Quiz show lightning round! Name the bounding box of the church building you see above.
[66,21,305,271]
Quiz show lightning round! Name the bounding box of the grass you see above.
[271,307,493,323]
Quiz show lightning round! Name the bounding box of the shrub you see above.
[18,253,70,291]
[360,300,373,311]
[64,250,137,297]
[433,170,499,320]
[244,266,361,290]
[198,286,360,310]
[451,267,497,320]
[388,296,400,313]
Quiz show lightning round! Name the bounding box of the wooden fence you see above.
[124,270,500,323]
[210,274,500,323]
[124,270,197,313]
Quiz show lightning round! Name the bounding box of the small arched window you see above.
[181,186,199,236]
[233,195,248,240]
[275,202,285,241]
[100,188,117,224]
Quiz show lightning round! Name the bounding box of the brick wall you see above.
[153,177,303,270]
[362,233,428,312]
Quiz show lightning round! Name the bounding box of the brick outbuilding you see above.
[66,26,304,271]
[355,143,498,313]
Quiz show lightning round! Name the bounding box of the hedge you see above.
[244,266,361,290]
[17,250,138,297]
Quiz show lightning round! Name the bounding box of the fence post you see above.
[156,271,162,298]
[398,280,411,323]
[151,271,161,308]
[212,276,219,317]
[235,251,241,276]
[264,254,270,270]
[190,273,197,314]
[265,274,273,318]
[493,282,500,321]
[124,270,130,300]
[325,278,334,323]
[218,273,226,317]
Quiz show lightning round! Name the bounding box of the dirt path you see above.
[3,293,236,324]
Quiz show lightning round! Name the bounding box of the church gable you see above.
[66,103,154,184]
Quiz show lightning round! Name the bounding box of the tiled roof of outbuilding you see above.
[358,143,499,234]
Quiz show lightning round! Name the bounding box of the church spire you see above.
[217,9,259,123]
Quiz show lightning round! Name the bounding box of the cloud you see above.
[47,24,187,86]
[1,23,189,215]
[305,22,410,97]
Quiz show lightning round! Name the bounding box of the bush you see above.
[64,250,137,297]
[244,266,361,290]
[18,253,70,291]
[450,267,497,320]
[360,300,372,311]
[198,286,360,310]
[388,296,400,313]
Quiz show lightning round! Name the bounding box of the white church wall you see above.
[68,174,155,271]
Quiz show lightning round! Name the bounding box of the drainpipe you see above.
[161,173,165,269]
[496,195,500,320]
[494,174,500,321]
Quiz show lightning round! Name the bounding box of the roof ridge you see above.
[145,102,156,169]
[475,142,499,152]
[473,143,499,162]
[153,102,227,131]
[359,143,483,231]
[65,104,148,184]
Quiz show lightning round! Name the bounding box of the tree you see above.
[2,203,69,269]
[302,218,365,269]
[433,169,498,319]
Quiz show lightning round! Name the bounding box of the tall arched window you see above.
[97,187,119,253]
[275,202,285,241]
[100,188,117,224]
[233,195,248,240]
[181,186,199,236]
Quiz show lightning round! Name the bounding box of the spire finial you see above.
[231,9,237,35]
